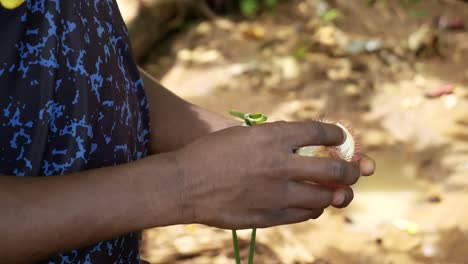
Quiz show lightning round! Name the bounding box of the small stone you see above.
[215,19,234,30]
[241,24,266,40]
[276,27,295,40]
[228,61,259,76]
[408,25,438,56]
[177,48,223,64]
[314,25,348,51]
[427,195,442,203]
[375,238,383,246]
[327,59,352,81]
[435,15,465,31]
[273,56,300,80]
[343,216,353,224]
[316,0,330,16]
[365,39,382,52]
[173,236,200,255]
[346,41,366,54]
[393,219,420,235]
[195,22,212,35]
[177,49,192,61]
[269,99,323,121]
[443,94,458,109]
[425,84,454,98]
[414,74,427,87]
[264,74,282,89]
[400,96,423,110]
[344,84,360,97]
[297,2,310,15]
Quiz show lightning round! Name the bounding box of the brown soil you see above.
[138,0,468,263]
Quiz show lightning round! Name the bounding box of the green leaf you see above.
[264,0,279,14]
[293,46,308,60]
[408,8,427,18]
[240,0,259,16]
[321,9,340,22]
[264,0,279,8]
[229,110,247,119]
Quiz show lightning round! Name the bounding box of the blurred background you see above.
[118,0,468,263]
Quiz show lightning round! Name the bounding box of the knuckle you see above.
[264,153,287,174]
[310,121,327,142]
[344,163,360,185]
[270,154,292,175]
[331,160,346,183]
[348,166,360,185]
[258,153,294,181]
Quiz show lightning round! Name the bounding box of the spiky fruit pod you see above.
[296,119,360,162]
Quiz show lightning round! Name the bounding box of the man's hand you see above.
[0,120,374,262]
[175,121,375,229]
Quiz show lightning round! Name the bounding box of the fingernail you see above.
[362,158,376,176]
[340,190,351,208]
[332,189,346,206]
[341,128,347,144]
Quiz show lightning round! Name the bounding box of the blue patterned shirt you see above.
[0,1,151,263]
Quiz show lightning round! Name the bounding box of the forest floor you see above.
[136,0,468,263]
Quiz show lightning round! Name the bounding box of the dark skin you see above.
[0,69,375,263]
[178,121,372,229]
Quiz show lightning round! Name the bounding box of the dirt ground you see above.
[135,0,468,263]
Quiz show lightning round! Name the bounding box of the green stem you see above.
[232,230,241,264]
[229,110,247,120]
[229,109,267,264]
[248,228,257,264]
[229,109,268,126]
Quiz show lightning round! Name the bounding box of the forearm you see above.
[0,153,190,263]
[139,68,239,153]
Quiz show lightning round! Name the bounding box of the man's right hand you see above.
[0,121,375,263]
[174,121,375,229]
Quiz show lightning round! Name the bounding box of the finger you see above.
[357,153,376,176]
[286,181,335,209]
[254,208,324,228]
[285,156,360,186]
[331,187,354,208]
[268,121,345,148]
